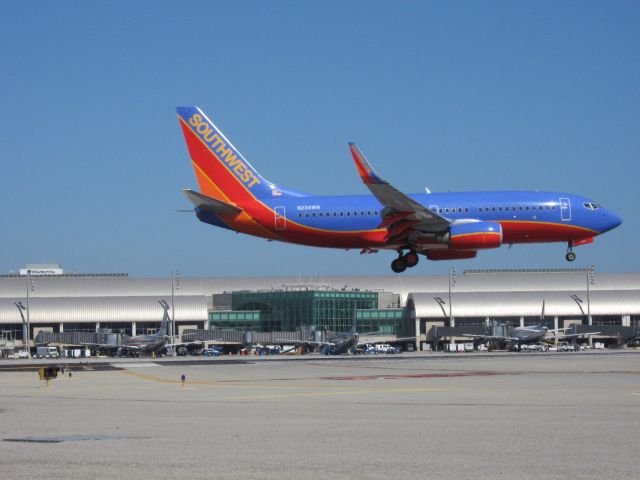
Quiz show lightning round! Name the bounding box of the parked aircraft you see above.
[115,301,170,357]
[462,324,550,350]
[462,302,600,349]
[277,329,411,355]
[317,330,362,355]
[176,106,621,273]
[276,330,362,355]
[118,332,167,357]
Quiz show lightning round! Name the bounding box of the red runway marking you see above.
[323,371,504,381]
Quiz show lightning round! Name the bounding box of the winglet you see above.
[348,143,385,185]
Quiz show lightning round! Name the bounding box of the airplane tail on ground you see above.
[157,304,170,337]
[176,106,307,205]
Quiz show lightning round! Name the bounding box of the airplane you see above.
[277,329,413,355]
[462,323,561,349]
[318,331,414,355]
[113,301,170,357]
[317,330,361,355]
[176,106,622,273]
[462,302,600,350]
[273,330,364,355]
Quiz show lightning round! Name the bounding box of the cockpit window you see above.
[583,202,601,210]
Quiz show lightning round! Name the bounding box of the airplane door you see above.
[274,206,286,230]
[559,198,571,221]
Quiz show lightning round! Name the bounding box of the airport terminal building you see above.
[1,265,639,353]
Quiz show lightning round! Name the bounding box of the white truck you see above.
[36,346,59,359]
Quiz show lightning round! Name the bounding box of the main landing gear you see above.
[566,243,577,262]
[391,250,419,273]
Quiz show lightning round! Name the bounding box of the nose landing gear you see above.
[565,243,576,262]
[390,250,420,273]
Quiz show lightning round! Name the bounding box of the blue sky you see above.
[1,1,638,277]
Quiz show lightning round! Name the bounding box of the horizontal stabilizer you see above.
[182,189,243,216]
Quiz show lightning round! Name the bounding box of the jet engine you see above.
[439,221,503,250]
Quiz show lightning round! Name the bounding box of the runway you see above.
[1,352,638,479]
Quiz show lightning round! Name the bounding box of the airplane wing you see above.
[349,143,451,244]
[519,328,550,334]
[275,338,336,347]
[182,189,243,216]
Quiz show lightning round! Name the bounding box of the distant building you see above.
[210,289,404,334]
[19,263,64,276]
[1,267,639,350]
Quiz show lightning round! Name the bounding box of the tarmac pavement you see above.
[1,352,638,479]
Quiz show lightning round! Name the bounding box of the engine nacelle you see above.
[447,221,503,250]
[426,250,478,261]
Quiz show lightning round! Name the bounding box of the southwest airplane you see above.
[176,106,622,273]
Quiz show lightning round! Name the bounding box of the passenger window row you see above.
[476,205,556,213]
[431,207,470,214]
[428,205,556,214]
[295,203,558,219]
[297,210,380,219]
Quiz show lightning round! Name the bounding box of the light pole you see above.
[448,266,456,328]
[15,301,29,357]
[16,271,34,357]
[570,293,586,345]
[434,296,447,318]
[171,270,180,354]
[586,266,595,346]
[570,294,585,315]
[434,296,447,350]
[586,266,594,326]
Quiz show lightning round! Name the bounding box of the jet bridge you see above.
[34,330,123,348]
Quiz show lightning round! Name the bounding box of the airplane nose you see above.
[603,210,622,232]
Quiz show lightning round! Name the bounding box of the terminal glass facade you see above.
[210,290,380,332]
[209,311,262,331]
[355,309,405,335]
[592,315,622,326]
[64,322,99,333]
[454,317,487,327]
[0,324,23,342]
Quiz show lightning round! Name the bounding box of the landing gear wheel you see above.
[566,251,576,262]
[403,251,419,268]
[391,258,407,273]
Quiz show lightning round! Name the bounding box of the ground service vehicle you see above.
[201,347,223,356]
[36,346,59,359]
